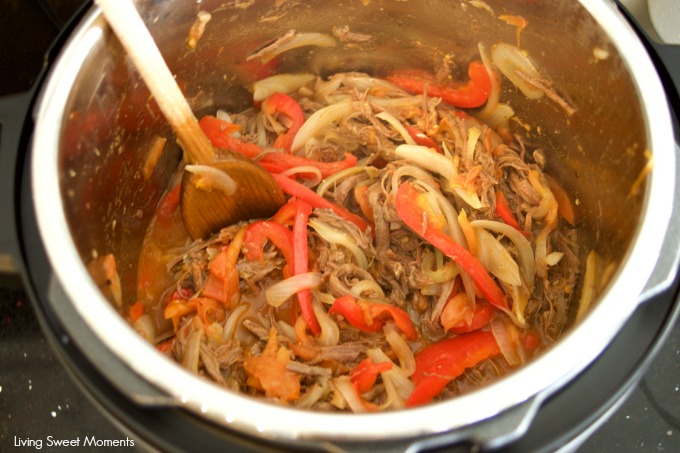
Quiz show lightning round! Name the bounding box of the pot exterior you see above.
[30,0,675,445]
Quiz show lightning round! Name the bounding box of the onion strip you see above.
[222,303,250,341]
[366,348,414,410]
[316,165,372,197]
[490,318,523,366]
[332,376,371,413]
[476,43,515,127]
[376,111,416,145]
[576,250,599,322]
[313,299,340,347]
[265,272,323,307]
[185,165,238,195]
[309,219,368,269]
[292,102,357,153]
[395,144,482,209]
[491,42,544,99]
[248,31,337,63]
[280,166,323,187]
[253,73,316,101]
[470,219,535,292]
[475,228,521,286]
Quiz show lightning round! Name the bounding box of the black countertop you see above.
[1,1,680,452]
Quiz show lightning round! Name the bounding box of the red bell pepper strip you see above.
[353,185,374,222]
[369,304,418,340]
[395,182,509,311]
[259,151,358,178]
[156,183,181,221]
[495,191,528,236]
[544,174,576,226]
[202,227,247,307]
[261,92,305,153]
[156,338,175,354]
[199,115,263,158]
[328,295,385,333]
[328,295,417,339]
[522,330,541,351]
[244,221,294,278]
[350,358,393,394]
[129,301,145,323]
[450,302,494,334]
[406,331,501,406]
[292,199,321,335]
[272,174,371,232]
[387,61,491,109]
[272,199,298,227]
[405,125,443,154]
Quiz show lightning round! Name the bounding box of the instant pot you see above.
[1,0,680,451]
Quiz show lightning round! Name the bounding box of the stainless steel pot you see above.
[29,0,679,449]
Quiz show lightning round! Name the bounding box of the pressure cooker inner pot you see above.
[61,0,647,276]
[40,0,670,442]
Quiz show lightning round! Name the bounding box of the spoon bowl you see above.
[181,151,286,239]
[96,0,284,239]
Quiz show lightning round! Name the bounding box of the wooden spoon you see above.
[96,0,285,239]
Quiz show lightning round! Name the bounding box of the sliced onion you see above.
[291,102,357,153]
[528,170,558,227]
[222,303,249,341]
[430,278,456,325]
[133,314,156,343]
[475,228,521,286]
[470,219,535,292]
[394,144,456,181]
[376,111,416,145]
[184,165,238,195]
[534,228,549,280]
[280,165,323,187]
[491,42,545,99]
[276,320,297,342]
[314,73,347,101]
[316,165,375,197]
[490,318,523,366]
[545,251,564,266]
[465,126,481,162]
[390,165,437,197]
[265,272,323,307]
[343,74,403,92]
[395,144,482,209]
[297,378,329,409]
[421,250,460,283]
[216,110,240,137]
[249,32,337,63]
[253,73,316,101]
[412,179,476,302]
[576,250,599,322]
[349,279,385,300]
[385,327,415,376]
[313,290,336,306]
[367,95,424,109]
[255,111,268,147]
[309,219,368,269]
[332,376,370,413]
[182,328,203,373]
[313,299,340,347]
[366,348,414,409]
[421,283,442,296]
[476,42,515,127]
[503,281,529,327]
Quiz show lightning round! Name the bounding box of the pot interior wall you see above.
[58,0,647,318]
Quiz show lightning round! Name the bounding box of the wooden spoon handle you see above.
[96,0,215,164]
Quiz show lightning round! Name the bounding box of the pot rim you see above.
[30,0,676,444]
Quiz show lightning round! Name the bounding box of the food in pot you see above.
[127,41,586,411]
